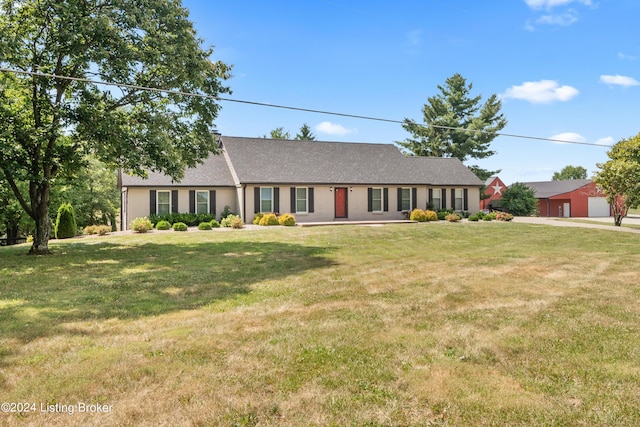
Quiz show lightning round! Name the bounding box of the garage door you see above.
[588,197,610,217]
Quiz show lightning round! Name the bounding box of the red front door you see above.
[335,187,348,218]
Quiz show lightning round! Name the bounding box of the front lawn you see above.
[1,223,639,426]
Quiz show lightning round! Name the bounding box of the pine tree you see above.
[54,203,77,239]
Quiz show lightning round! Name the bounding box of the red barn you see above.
[521,179,611,217]
[482,176,507,211]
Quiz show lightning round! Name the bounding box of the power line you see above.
[0,67,613,147]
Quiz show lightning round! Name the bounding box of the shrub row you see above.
[409,209,438,222]
[83,225,112,236]
[131,216,230,233]
[149,212,217,227]
[468,211,514,222]
[252,212,296,226]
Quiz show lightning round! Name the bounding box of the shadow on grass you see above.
[0,239,335,345]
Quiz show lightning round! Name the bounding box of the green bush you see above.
[55,203,77,239]
[131,217,153,233]
[409,209,427,222]
[252,213,264,225]
[172,222,188,231]
[468,212,486,222]
[436,209,453,220]
[500,182,537,216]
[156,220,171,230]
[424,209,438,221]
[210,219,220,228]
[258,213,279,226]
[278,213,296,226]
[198,221,212,230]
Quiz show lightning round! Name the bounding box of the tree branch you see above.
[0,167,34,219]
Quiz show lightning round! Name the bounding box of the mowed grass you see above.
[1,222,639,426]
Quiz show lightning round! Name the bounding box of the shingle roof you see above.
[520,179,592,198]
[120,151,235,187]
[120,136,483,187]
[221,136,482,186]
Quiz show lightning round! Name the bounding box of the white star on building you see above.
[491,183,503,195]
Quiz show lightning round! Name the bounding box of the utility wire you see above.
[0,67,613,148]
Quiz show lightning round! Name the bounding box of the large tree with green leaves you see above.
[593,132,640,226]
[500,182,538,216]
[552,165,588,180]
[0,0,231,254]
[398,73,507,179]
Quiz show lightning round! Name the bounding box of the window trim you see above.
[295,187,308,214]
[454,188,464,211]
[371,187,383,213]
[260,187,273,213]
[157,190,171,216]
[431,188,442,210]
[196,190,209,214]
[400,187,412,212]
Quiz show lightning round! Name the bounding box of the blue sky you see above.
[182,0,639,184]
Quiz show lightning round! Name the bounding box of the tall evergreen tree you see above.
[398,73,506,179]
[295,123,316,141]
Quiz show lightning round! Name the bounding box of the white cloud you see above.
[536,11,578,26]
[315,121,355,136]
[600,74,640,87]
[525,0,591,10]
[618,52,637,61]
[549,132,586,144]
[502,80,579,103]
[596,136,615,146]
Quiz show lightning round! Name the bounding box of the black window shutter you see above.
[210,190,216,215]
[171,190,179,213]
[383,188,389,212]
[464,188,468,211]
[442,188,447,209]
[189,190,195,213]
[274,187,280,213]
[397,188,403,211]
[290,187,296,212]
[254,187,260,213]
[428,188,433,206]
[367,188,373,212]
[412,188,417,210]
[308,188,314,213]
[150,190,156,215]
[451,189,455,210]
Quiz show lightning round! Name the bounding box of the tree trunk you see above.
[29,186,52,255]
[614,213,623,227]
[5,222,19,245]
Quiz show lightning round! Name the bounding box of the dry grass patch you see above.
[1,223,640,425]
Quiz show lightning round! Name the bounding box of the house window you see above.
[401,188,412,211]
[371,187,383,212]
[454,189,464,211]
[296,187,308,213]
[196,191,209,214]
[431,189,441,210]
[261,187,273,212]
[157,191,171,215]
